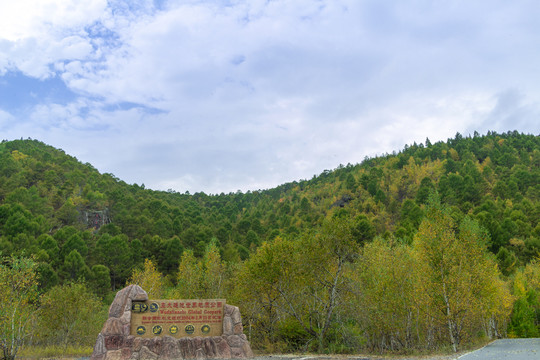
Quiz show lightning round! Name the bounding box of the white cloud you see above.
[473,90,540,135]
[0,0,107,78]
[0,109,14,130]
[1,0,539,193]
[0,0,107,41]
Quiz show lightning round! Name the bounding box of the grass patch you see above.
[18,344,94,359]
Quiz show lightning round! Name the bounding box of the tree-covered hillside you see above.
[0,131,539,355]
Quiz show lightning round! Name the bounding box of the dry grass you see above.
[17,345,93,359]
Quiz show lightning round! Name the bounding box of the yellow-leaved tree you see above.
[174,249,203,299]
[174,241,228,299]
[201,241,226,298]
[0,256,40,360]
[352,236,418,351]
[232,236,297,351]
[234,216,359,353]
[507,258,540,337]
[127,259,165,299]
[523,257,540,291]
[413,197,510,352]
[37,282,106,347]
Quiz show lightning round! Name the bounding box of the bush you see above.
[277,318,310,351]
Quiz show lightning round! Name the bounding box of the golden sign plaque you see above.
[130,299,225,338]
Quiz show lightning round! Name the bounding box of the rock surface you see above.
[91,285,253,360]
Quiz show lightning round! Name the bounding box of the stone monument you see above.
[91,285,253,360]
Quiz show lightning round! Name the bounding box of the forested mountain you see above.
[1,131,539,355]
[1,131,538,277]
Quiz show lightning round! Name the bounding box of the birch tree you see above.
[234,236,297,348]
[127,258,165,299]
[174,241,228,299]
[235,216,359,352]
[413,199,508,352]
[299,216,359,352]
[0,256,39,360]
[353,236,418,351]
[37,282,105,347]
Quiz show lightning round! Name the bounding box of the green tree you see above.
[61,233,88,259]
[53,226,78,248]
[299,197,312,215]
[508,289,539,337]
[416,176,435,205]
[90,265,111,299]
[345,173,357,190]
[496,247,518,277]
[96,234,130,290]
[36,262,59,292]
[130,238,143,268]
[245,230,260,247]
[56,199,79,226]
[60,250,90,282]
[401,199,424,230]
[159,236,184,276]
[508,265,540,337]
[351,215,376,244]
[3,206,44,239]
[38,234,60,267]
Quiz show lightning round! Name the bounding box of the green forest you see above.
[1,131,539,359]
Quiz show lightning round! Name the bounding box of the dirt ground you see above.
[22,349,472,360]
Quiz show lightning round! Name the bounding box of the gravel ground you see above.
[252,352,467,360]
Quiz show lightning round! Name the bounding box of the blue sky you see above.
[0,0,539,194]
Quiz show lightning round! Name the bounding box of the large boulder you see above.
[91,285,253,360]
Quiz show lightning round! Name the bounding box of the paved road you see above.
[253,339,540,360]
[458,338,540,360]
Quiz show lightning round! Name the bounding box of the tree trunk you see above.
[443,284,457,352]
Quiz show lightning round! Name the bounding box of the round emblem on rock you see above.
[132,302,148,313]
[201,324,211,334]
[136,326,146,335]
[152,325,163,335]
[149,302,159,312]
[185,324,195,334]
[169,325,178,334]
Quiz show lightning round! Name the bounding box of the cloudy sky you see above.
[0,0,539,194]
